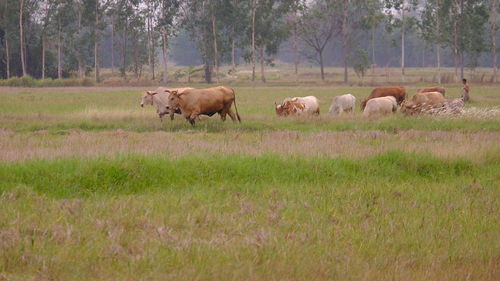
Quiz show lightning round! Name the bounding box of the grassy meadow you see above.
[0,72,499,280]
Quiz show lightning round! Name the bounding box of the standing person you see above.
[462,78,470,102]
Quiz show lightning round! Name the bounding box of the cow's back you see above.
[330,94,355,114]
[180,87,235,115]
[419,86,445,96]
[363,96,396,117]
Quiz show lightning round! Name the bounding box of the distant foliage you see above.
[349,48,371,79]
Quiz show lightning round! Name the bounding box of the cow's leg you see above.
[227,108,237,122]
[169,111,175,121]
[219,109,227,121]
[189,113,199,126]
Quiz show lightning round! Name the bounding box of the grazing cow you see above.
[166,86,241,126]
[275,96,320,116]
[360,86,407,110]
[362,96,397,117]
[329,94,356,115]
[400,91,446,115]
[418,86,446,96]
[140,87,193,120]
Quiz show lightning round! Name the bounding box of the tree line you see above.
[0,0,498,83]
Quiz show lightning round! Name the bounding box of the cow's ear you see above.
[146,91,153,95]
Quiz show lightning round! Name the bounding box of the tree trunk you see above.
[133,32,139,78]
[260,46,266,83]
[57,18,62,79]
[77,10,83,79]
[492,0,498,83]
[342,0,349,83]
[204,60,212,84]
[211,14,220,83]
[147,0,152,79]
[231,0,238,70]
[459,0,464,80]
[251,0,256,81]
[460,52,464,80]
[436,44,441,84]
[401,0,405,82]
[292,22,299,82]
[319,50,325,81]
[436,5,441,84]
[42,36,45,79]
[19,0,26,77]
[111,16,115,75]
[121,23,127,78]
[5,36,10,79]
[162,30,168,83]
[453,11,459,82]
[371,28,375,77]
[94,0,100,82]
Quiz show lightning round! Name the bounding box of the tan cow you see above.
[361,86,407,110]
[140,87,193,120]
[166,86,241,125]
[362,96,397,117]
[401,91,446,115]
[418,86,446,96]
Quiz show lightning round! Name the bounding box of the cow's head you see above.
[140,90,157,107]
[360,99,368,111]
[275,102,287,116]
[166,90,181,110]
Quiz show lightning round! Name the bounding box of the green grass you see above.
[2,151,497,198]
[0,82,499,280]
[0,151,499,280]
[0,85,499,133]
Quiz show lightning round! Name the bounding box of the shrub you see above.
[0,76,95,87]
[0,75,37,87]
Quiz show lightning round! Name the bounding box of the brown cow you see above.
[166,86,241,125]
[418,86,445,96]
[360,86,407,110]
[401,92,446,115]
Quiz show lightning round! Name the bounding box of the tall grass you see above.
[1,151,497,198]
[0,151,498,280]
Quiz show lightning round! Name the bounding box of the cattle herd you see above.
[140,85,466,125]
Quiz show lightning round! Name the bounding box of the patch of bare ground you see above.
[1,129,498,162]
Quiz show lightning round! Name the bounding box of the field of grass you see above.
[0,81,499,280]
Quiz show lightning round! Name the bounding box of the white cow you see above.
[281,96,320,115]
[362,96,397,117]
[328,94,356,115]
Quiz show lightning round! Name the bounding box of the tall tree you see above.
[421,0,448,83]
[298,0,335,81]
[157,0,180,83]
[250,0,299,82]
[19,0,26,76]
[385,0,418,83]
[1,0,18,78]
[490,0,498,82]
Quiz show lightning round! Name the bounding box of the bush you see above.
[0,76,95,87]
[0,75,37,87]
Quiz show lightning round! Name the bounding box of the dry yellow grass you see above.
[1,129,499,162]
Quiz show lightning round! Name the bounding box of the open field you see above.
[0,83,499,280]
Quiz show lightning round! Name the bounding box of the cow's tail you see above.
[231,88,242,122]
